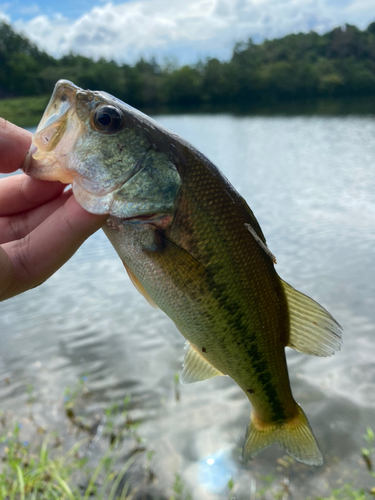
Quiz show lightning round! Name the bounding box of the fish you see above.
[23,80,342,466]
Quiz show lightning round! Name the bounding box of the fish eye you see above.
[92,105,123,133]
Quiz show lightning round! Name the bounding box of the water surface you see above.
[0,114,374,498]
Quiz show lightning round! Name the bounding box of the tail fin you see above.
[243,405,323,466]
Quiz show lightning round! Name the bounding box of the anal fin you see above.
[180,342,225,385]
[122,261,158,309]
[281,279,342,356]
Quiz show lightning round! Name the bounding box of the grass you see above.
[0,377,194,500]
[0,377,141,499]
[0,423,192,500]
[0,425,134,499]
[0,95,49,128]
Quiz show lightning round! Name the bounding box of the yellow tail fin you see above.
[243,405,323,466]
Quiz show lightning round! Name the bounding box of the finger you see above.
[0,119,32,173]
[1,196,108,300]
[0,173,66,216]
[0,189,72,245]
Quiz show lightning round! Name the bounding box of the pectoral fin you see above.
[180,342,225,384]
[281,279,342,356]
[122,261,158,309]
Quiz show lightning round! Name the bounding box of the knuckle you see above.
[17,174,30,204]
[61,206,78,236]
[9,212,29,242]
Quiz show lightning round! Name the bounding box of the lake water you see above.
[0,114,375,498]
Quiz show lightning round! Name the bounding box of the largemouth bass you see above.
[23,80,342,465]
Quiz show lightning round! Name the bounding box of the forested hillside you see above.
[1,21,375,109]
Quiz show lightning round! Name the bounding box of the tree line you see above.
[1,20,375,109]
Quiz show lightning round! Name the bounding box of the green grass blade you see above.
[10,479,18,500]
[16,465,25,500]
[107,456,137,500]
[54,476,75,499]
[83,450,112,500]
[39,438,49,468]
[119,480,132,500]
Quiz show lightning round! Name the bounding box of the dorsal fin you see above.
[122,261,158,309]
[180,342,225,385]
[281,279,342,357]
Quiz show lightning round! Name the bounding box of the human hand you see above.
[0,119,108,301]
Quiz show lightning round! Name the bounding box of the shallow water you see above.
[1,114,375,498]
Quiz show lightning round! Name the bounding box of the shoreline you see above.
[1,94,375,129]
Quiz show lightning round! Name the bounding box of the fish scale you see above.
[23,79,342,465]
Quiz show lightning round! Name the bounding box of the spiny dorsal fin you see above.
[180,343,225,385]
[281,279,342,357]
[122,261,158,309]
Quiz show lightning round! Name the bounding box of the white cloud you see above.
[12,0,375,64]
[0,3,10,22]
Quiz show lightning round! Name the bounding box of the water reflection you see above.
[199,449,236,494]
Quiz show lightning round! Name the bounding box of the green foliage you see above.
[0,378,156,499]
[164,65,202,106]
[1,20,375,116]
[317,484,369,500]
[0,95,50,127]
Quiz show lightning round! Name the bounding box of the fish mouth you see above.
[22,80,142,214]
[22,80,178,220]
[22,80,84,183]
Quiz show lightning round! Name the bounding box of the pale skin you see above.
[0,119,108,301]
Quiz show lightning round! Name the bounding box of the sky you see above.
[0,0,374,64]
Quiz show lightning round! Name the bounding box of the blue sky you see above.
[1,0,374,64]
[4,0,135,21]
